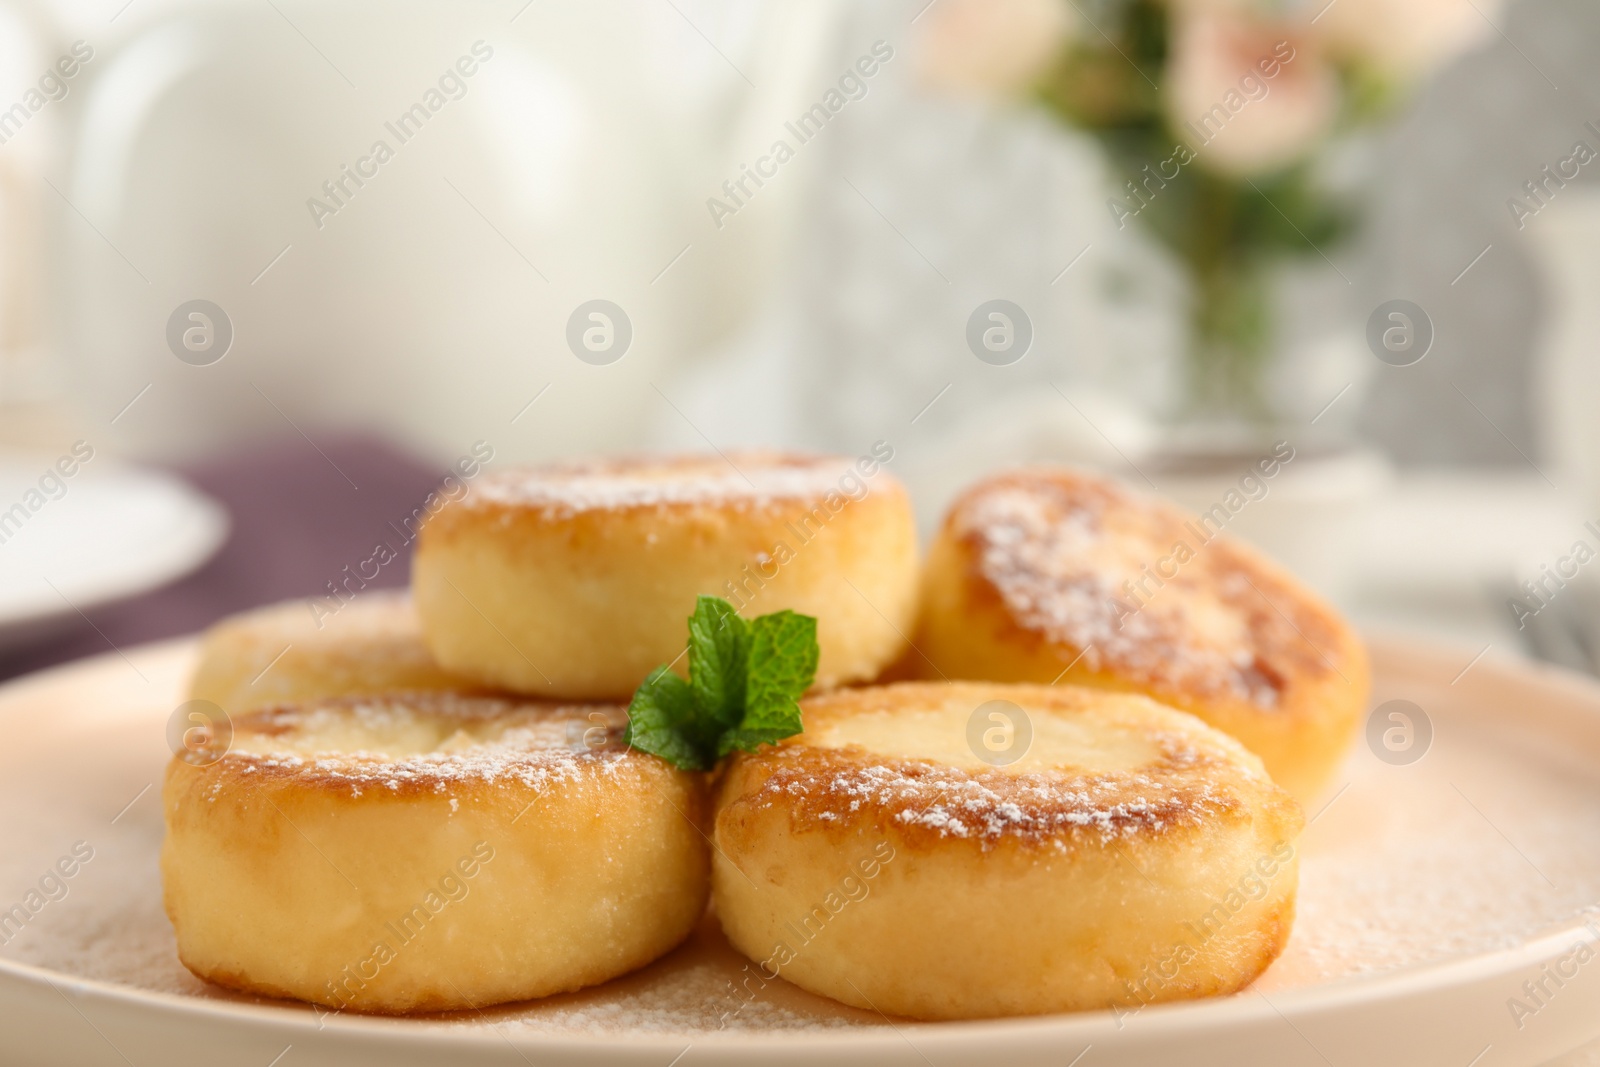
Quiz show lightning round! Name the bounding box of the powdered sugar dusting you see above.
[743,744,1240,850]
[215,694,635,797]
[469,453,864,517]
[954,473,1340,709]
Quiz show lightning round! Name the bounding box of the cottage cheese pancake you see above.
[413,449,917,699]
[187,592,476,716]
[911,468,1369,801]
[712,682,1303,1020]
[161,693,708,1013]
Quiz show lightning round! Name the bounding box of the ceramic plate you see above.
[0,457,227,652]
[1,635,1598,1066]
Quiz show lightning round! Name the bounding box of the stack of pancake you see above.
[162,453,1367,1019]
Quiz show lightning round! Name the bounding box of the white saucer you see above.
[0,456,227,652]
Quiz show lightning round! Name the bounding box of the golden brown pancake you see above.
[911,468,1369,801]
[712,682,1303,1020]
[412,450,918,700]
[162,692,707,1013]
[187,592,477,716]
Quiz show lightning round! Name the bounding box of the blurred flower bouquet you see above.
[920,0,1500,426]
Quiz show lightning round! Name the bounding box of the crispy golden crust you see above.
[721,684,1260,852]
[712,683,1303,1020]
[413,451,919,699]
[193,693,633,798]
[911,468,1370,801]
[722,746,1244,849]
[162,692,708,1013]
[187,592,478,716]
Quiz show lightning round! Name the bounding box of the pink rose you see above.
[1167,10,1339,176]
[1312,0,1503,80]
[914,0,1074,96]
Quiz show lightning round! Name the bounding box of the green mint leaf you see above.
[687,595,749,735]
[718,610,817,757]
[625,598,817,768]
[623,666,708,771]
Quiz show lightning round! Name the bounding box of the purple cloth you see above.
[0,436,447,682]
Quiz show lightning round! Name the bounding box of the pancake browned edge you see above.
[712,682,1303,1021]
[187,592,479,716]
[162,693,708,1013]
[911,468,1370,802]
[412,450,919,700]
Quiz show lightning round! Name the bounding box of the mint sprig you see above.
[624,596,818,770]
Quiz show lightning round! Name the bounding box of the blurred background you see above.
[2,0,1599,679]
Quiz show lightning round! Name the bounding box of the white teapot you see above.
[55,0,843,461]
